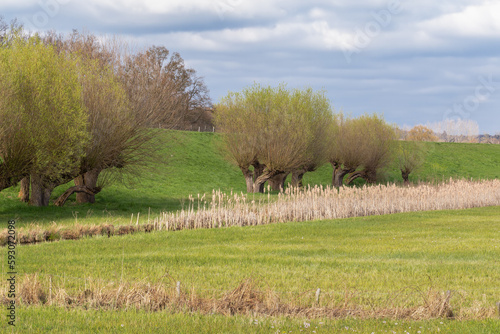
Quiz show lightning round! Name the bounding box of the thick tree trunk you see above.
[268,172,288,192]
[74,169,100,203]
[29,174,52,207]
[363,169,377,184]
[241,167,254,193]
[18,176,30,202]
[252,162,266,193]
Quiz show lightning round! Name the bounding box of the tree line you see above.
[0,18,210,206]
[0,18,429,205]
[214,83,427,192]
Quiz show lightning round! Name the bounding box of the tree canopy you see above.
[0,35,88,205]
[215,83,332,192]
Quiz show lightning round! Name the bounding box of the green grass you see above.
[1,131,499,228]
[11,307,500,333]
[2,206,499,332]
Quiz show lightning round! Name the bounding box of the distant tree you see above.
[0,16,23,47]
[120,45,211,129]
[397,141,427,185]
[215,84,332,193]
[406,125,439,142]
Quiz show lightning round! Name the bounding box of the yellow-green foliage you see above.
[0,35,88,179]
[215,83,332,172]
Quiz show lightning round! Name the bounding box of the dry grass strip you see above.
[0,274,497,320]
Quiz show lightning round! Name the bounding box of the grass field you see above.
[3,207,499,315]
[1,131,500,332]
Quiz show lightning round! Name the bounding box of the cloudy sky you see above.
[2,0,500,134]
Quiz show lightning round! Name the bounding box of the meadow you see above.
[2,206,500,332]
[1,130,500,333]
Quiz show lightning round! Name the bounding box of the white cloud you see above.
[418,1,500,37]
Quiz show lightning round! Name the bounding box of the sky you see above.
[2,0,500,134]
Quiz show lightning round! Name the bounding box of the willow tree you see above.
[344,114,397,184]
[288,91,332,188]
[40,31,161,206]
[215,83,332,193]
[0,35,88,206]
[327,114,364,188]
[213,88,261,192]
[328,114,396,187]
[397,141,427,185]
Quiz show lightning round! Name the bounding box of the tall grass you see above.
[2,179,499,245]
[158,178,500,231]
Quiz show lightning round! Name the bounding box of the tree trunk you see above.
[331,162,350,188]
[253,169,278,193]
[18,176,30,202]
[54,186,99,207]
[363,169,377,184]
[291,169,306,188]
[29,174,52,207]
[241,167,254,193]
[74,169,101,203]
[268,172,288,192]
[252,162,266,193]
[345,171,364,185]
[401,169,410,186]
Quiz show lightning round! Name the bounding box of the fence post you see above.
[496,301,500,317]
[176,281,181,298]
[315,288,321,305]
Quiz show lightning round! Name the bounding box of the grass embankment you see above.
[1,130,500,228]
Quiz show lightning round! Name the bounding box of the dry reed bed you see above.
[165,179,500,230]
[0,274,496,320]
[1,179,499,246]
